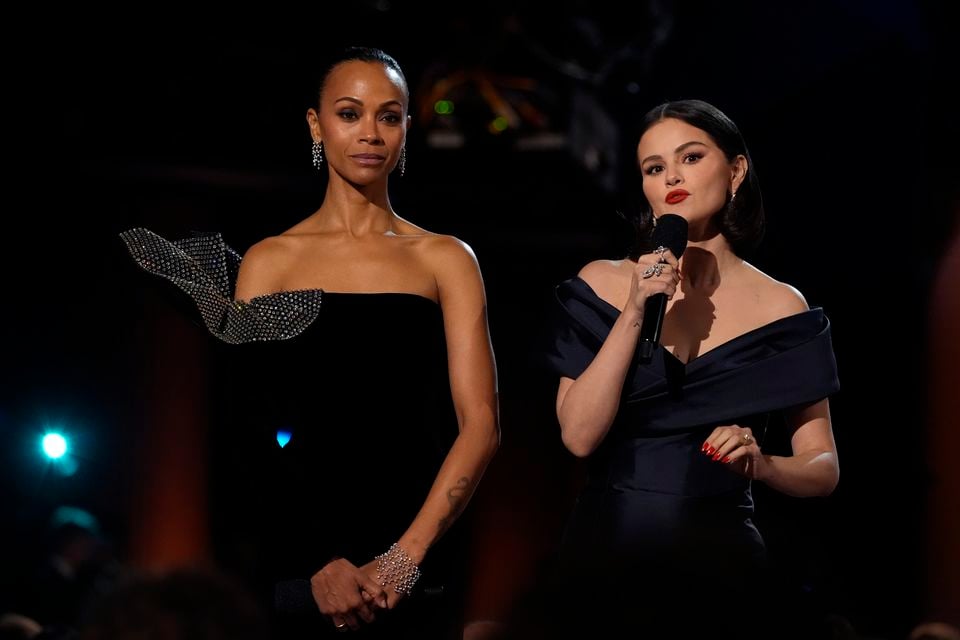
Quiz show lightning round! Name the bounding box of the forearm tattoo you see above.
[437,476,471,535]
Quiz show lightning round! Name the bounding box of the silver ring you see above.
[655,245,667,263]
[642,263,664,279]
[335,622,347,629]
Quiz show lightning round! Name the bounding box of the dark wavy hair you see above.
[623,99,764,259]
[315,46,409,108]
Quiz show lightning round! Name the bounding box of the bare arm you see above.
[380,236,499,579]
[760,399,839,496]
[556,316,640,457]
[702,285,839,497]
[751,285,839,496]
[704,399,838,498]
[557,255,679,457]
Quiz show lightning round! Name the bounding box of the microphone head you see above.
[651,214,689,259]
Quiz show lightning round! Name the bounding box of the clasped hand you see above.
[311,557,402,632]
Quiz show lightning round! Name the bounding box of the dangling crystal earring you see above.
[312,140,324,170]
[398,146,407,176]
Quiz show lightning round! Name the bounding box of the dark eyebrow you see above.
[333,97,403,109]
[640,140,709,165]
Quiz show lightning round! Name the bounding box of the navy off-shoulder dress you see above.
[543,276,840,638]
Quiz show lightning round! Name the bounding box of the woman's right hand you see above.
[310,557,387,632]
[628,247,681,316]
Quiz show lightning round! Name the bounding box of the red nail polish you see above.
[711,452,722,461]
[722,456,731,463]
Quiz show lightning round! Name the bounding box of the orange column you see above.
[925,221,960,626]
[127,297,211,570]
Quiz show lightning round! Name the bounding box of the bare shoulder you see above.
[417,234,487,305]
[577,259,631,306]
[418,232,480,268]
[743,262,810,321]
[241,235,292,262]
[239,235,303,274]
[235,235,298,300]
[578,259,627,284]
[385,217,476,263]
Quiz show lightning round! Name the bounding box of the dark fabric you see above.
[124,230,466,639]
[214,293,465,639]
[527,276,840,639]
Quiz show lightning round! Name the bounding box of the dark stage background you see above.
[2,2,957,638]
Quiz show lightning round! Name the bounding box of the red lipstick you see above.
[665,190,689,205]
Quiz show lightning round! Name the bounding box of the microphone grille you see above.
[652,214,689,258]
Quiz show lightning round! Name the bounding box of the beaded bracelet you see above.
[376,542,421,596]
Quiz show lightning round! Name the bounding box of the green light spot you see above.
[490,117,509,133]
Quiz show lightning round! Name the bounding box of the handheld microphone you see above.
[638,214,688,360]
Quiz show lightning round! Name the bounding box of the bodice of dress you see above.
[223,293,458,575]
[120,228,461,590]
[548,276,840,499]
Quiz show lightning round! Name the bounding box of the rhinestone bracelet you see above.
[375,542,421,596]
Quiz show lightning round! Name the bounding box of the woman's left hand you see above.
[359,560,403,610]
[701,425,766,480]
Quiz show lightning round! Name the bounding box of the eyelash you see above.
[643,152,704,175]
[337,110,401,124]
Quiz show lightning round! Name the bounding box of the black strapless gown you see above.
[531,277,840,639]
[121,229,465,639]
